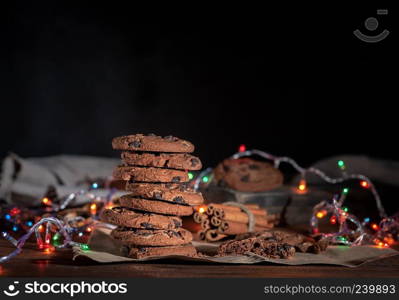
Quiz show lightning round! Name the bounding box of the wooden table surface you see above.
[1,240,399,278]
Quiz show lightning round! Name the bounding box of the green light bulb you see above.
[337,160,345,170]
[342,188,349,194]
[188,172,194,180]
[202,176,209,183]
[80,244,90,251]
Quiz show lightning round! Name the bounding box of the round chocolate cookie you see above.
[213,158,283,192]
[113,166,189,183]
[100,207,182,229]
[111,227,193,246]
[121,244,197,259]
[121,152,202,170]
[112,134,194,153]
[125,183,204,206]
[119,196,194,216]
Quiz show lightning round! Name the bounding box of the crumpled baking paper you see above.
[73,228,399,267]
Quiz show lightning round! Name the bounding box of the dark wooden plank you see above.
[1,240,399,278]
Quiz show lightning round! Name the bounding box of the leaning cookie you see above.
[113,166,189,183]
[111,227,193,246]
[214,158,283,192]
[120,244,197,259]
[100,207,182,230]
[119,196,194,216]
[112,134,194,153]
[125,183,204,206]
[121,152,202,170]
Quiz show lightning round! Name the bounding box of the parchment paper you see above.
[72,228,399,267]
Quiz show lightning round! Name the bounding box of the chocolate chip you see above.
[240,175,250,182]
[223,165,230,172]
[179,183,189,191]
[190,158,199,167]
[172,219,182,228]
[249,164,260,170]
[165,183,173,188]
[140,222,154,229]
[166,230,180,238]
[129,140,142,148]
[172,176,181,183]
[112,207,123,213]
[153,192,163,200]
[164,135,177,141]
[137,231,152,236]
[173,196,185,204]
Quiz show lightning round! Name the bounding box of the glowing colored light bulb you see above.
[52,233,60,241]
[42,197,52,206]
[316,211,324,219]
[297,179,307,192]
[342,207,348,212]
[238,144,246,152]
[5,214,11,220]
[80,244,90,251]
[10,207,21,216]
[188,172,194,180]
[371,223,379,230]
[337,160,346,170]
[363,217,370,223]
[91,182,99,189]
[342,188,349,195]
[12,225,18,232]
[360,180,369,188]
[330,216,337,224]
[202,176,209,183]
[26,221,33,227]
[197,206,207,214]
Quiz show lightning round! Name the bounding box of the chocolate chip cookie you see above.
[218,237,296,259]
[119,195,194,216]
[213,158,283,192]
[125,182,204,206]
[121,152,202,170]
[112,134,194,153]
[111,227,193,246]
[121,244,197,259]
[113,166,189,183]
[101,207,182,230]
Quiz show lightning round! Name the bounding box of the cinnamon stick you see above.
[201,217,210,230]
[193,211,205,223]
[213,208,224,218]
[221,210,269,227]
[218,220,273,235]
[198,230,206,241]
[210,216,222,227]
[205,229,227,242]
[206,206,214,216]
[209,203,267,217]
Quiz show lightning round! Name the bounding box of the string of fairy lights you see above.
[0,183,116,263]
[192,145,399,247]
[0,145,398,263]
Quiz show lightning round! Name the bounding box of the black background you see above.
[1,3,396,168]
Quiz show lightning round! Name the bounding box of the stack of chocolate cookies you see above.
[101,134,204,259]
